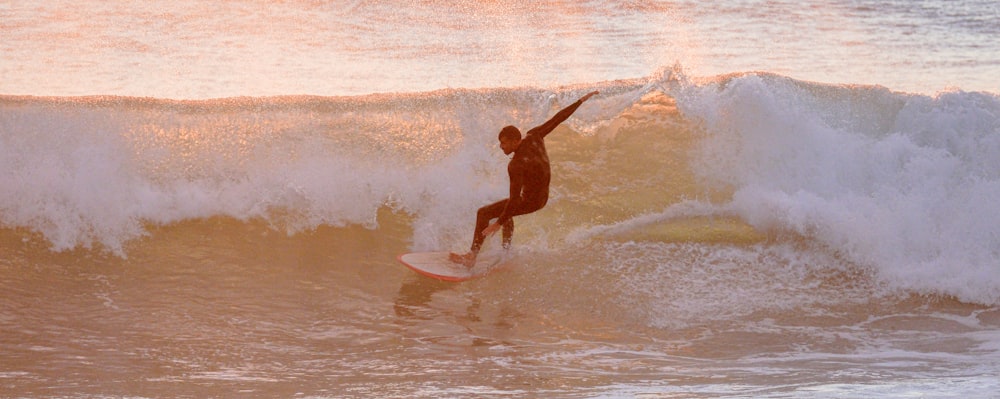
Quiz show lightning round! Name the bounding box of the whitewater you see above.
[2,0,1000,397]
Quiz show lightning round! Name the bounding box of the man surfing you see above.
[450,91,599,267]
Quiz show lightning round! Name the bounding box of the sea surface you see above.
[2,1,1000,397]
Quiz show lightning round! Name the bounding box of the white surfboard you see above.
[396,251,507,282]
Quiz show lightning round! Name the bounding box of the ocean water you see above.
[2,1,1000,397]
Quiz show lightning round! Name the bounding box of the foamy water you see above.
[2,1,1000,397]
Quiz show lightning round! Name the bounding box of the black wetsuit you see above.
[469,98,587,252]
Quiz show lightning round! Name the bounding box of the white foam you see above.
[565,199,727,244]
[590,240,874,329]
[675,74,1000,304]
[0,87,630,255]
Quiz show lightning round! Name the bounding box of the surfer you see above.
[450,90,599,267]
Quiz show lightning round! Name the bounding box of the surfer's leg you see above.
[500,200,544,250]
[501,218,513,249]
[451,199,508,267]
[471,199,508,253]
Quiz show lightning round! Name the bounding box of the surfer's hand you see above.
[481,222,501,237]
[580,91,599,102]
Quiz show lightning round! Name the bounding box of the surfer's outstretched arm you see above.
[527,91,599,139]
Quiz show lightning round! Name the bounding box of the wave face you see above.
[2,72,1000,304]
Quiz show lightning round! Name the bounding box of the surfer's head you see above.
[498,125,521,155]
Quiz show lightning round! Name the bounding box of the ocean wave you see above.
[2,71,999,304]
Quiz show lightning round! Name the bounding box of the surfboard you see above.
[396,251,506,282]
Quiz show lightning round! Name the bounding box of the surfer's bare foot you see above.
[448,252,476,268]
